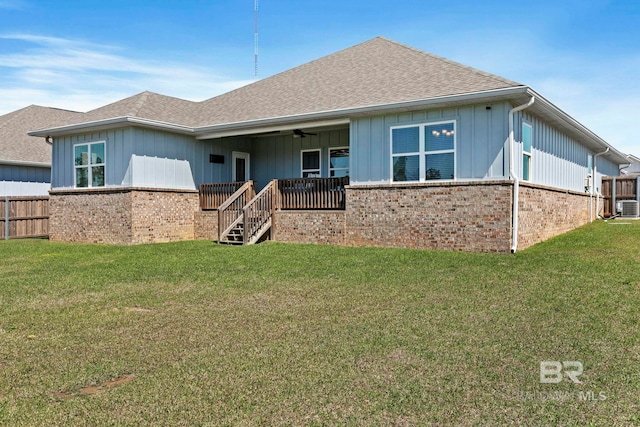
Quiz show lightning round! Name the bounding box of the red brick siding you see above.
[518,183,594,250]
[130,190,198,244]
[194,210,219,240]
[273,211,346,245]
[345,181,513,253]
[49,188,198,245]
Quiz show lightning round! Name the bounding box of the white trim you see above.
[522,122,532,182]
[329,146,349,178]
[390,120,456,183]
[301,148,322,178]
[73,141,106,188]
[231,151,251,182]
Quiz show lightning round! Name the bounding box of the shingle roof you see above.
[72,91,199,127]
[194,37,522,126]
[41,37,524,130]
[0,105,82,164]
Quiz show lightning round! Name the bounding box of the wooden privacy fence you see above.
[0,196,49,240]
[601,176,639,217]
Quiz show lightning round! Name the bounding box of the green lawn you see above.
[0,221,639,426]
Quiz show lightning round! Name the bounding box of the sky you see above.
[0,0,638,155]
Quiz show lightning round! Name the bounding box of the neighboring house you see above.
[621,154,640,175]
[0,105,81,196]
[30,37,628,252]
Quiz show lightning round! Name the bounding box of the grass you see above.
[0,220,639,426]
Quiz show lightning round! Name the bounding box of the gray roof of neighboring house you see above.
[0,105,82,165]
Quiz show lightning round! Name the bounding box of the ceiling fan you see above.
[292,129,317,138]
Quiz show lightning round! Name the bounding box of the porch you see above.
[198,177,348,245]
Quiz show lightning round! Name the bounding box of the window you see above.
[329,147,349,178]
[587,154,593,175]
[301,149,321,178]
[74,141,105,188]
[522,123,532,181]
[391,121,455,182]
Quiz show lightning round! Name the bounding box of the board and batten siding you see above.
[350,103,510,184]
[51,127,252,190]
[251,128,349,190]
[514,111,620,193]
[0,164,50,183]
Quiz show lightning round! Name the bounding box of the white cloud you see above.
[0,34,253,114]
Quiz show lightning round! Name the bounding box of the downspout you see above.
[593,147,609,220]
[509,96,535,253]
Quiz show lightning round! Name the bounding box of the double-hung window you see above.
[301,149,321,178]
[522,123,532,181]
[329,147,349,177]
[74,141,105,188]
[391,121,455,182]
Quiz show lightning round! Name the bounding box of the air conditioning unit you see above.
[617,200,640,218]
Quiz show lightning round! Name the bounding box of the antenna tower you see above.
[254,0,259,78]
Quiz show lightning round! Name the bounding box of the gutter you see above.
[509,96,535,253]
[195,86,529,139]
[28,116,196,137]
[0,159,51,168]
[592,147,609,221]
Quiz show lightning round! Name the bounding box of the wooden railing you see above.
[277,177,348,210]
[243,180,275,244]
[200,182,246,210]
[1,196,49,240]
[601,176,639,217]
[218,181,255,242]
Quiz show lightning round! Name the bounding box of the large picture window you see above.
[74,141,105,188]
[522,123,532,181]
[329,147,349,178]
[391,121,455,182]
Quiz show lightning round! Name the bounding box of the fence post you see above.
[4,197,9,240]
[637,176,640,204]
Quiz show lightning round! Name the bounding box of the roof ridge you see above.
[0,105,35,132]
[376,37,522,87]
[200,38,387,105]
[130,91,152,116]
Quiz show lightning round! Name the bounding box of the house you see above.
[621,154,640,175]
[0,105,81,196]
[29,37,628,252]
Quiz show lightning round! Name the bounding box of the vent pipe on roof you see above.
[509,96,535,254]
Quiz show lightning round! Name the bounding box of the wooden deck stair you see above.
[219,220,245,245]
[217,180,275,246]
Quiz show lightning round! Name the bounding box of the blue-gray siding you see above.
[515,111,620,193]
[50,106,622,195]
[51,127,251,189]
[0,164,50,183]
[350,102,510,184]
[251,129,349,189]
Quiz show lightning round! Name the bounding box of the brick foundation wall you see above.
[49,188,198,244]
[517,183,595,250]
[130,190,199,244]
[345,181,513,253]
[194,210,219,240]
[273,211,346,245]
[49,189,132,244]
